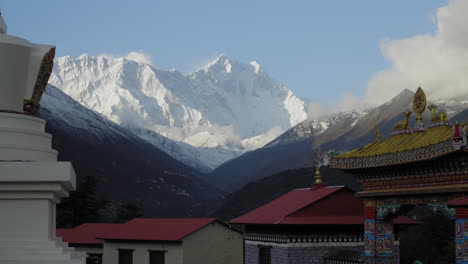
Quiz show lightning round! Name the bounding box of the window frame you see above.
[148,250,167,264]
[118,248,135,264]
[258,245,272,264]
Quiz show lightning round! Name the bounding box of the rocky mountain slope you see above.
[49,54,308,170]
[38,85,224,217]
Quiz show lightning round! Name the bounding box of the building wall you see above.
[245,243,259,264]
[73,245,103,255]
[271,246,288,264]
[245,240,364,264]
[102,240,183,264]
[288,245,363,264]
[183,221,244,264]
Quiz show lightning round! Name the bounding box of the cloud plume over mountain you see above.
[365,0,468,105]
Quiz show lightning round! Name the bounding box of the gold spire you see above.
[315,166,323,184]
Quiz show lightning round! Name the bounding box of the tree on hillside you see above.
[114,203,144,223]
[57,175,108,228]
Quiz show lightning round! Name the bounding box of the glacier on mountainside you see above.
[49,54,308,169]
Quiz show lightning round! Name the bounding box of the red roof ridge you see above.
[447,196,468,206]
[56,223,121,245]
[230,185,346,224]
[98,218,220,241]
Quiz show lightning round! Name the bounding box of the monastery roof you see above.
[98,218,218,241]
[56,223,120,245]
[329,125,463,169]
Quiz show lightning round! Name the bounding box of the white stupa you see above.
[0,10,85,264]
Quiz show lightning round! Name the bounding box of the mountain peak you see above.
[384,89,415,106]
[202,54,232,73]
[249,61,262,74]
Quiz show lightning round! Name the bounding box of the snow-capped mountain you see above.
[264,109,369,148]
[49,54,308,169]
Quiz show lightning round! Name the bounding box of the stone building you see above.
[231,182,418,264]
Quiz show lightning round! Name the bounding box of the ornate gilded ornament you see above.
[23,47,56,115]
[428,104,448,124]
[413,87,426,124]
[393,111,412,131]
[374,125,381,140]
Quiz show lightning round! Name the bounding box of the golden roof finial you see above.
[314,147,324,185]
[315,166,323,184]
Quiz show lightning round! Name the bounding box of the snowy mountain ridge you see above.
[49,54,308,169]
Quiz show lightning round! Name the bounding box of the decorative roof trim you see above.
[330,141,462,169]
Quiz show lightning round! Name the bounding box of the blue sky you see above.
[2,0,447,106]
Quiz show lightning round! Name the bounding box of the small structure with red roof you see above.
[231,170,419,264]
[57,223,120,264]
[58,218,243,264]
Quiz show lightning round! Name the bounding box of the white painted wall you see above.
[183,222,244,264]
[103,241,183,264]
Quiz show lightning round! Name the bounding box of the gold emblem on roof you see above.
[394,111,412,130]
[413,87,426,124]
[428,105,447,123]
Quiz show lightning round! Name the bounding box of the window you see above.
[149,250,166,264]
[86,253,102,264]
[118,249,134,264]
[258,246,271,264]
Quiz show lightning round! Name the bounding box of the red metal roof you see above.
[56,223,120,244]
[280,216,420,225]
[230,185,421,225]
[98,218,218,241]
[280,216,364,225]
[447,197,468,206]
[230,186,345,224]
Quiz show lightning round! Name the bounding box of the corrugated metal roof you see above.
[98,218,218,241]
[230,186,344,224]
[56,223,120,244]
[447,197,468,206]
[230,185,421,225]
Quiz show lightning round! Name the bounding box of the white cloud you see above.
[307,102,329,121]
[125,51,155,66]
[99,51,157,67]
[364,0,468,105]
[336,92,369,112]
